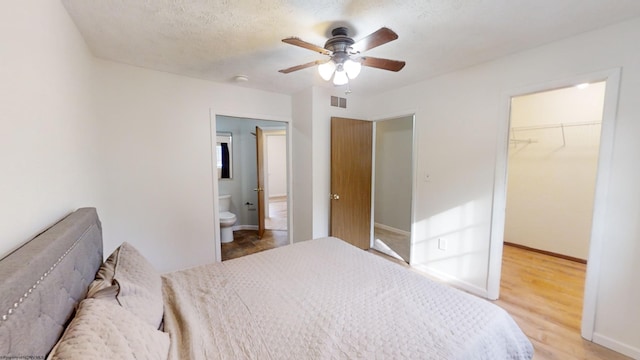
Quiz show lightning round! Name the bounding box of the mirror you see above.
[216,132,233,179]
[372,115,414,263]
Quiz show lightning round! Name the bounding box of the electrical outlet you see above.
[438,238,447,251]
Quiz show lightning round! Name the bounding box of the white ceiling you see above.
[61,0,640,96]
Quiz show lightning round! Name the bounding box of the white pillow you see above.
[113,242,164,329]
[47,298,169,360]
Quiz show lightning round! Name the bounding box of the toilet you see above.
[218,195,237,243]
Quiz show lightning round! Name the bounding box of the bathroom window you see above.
[216,132,233,179]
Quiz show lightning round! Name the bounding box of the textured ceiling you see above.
[61,0,640,95]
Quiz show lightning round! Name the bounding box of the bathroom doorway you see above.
[214,115,291,261]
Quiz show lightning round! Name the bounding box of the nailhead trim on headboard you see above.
[0,207,103,357]
[1,236,82,322]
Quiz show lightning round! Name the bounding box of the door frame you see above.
[487,68,621,339]
[210,110,293,262]
[370,113,417,263]
[255,126,266,238]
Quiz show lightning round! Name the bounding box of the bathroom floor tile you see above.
[221,229,289,261]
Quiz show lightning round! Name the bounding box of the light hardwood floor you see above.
[495,244,631,360]
[373,224,410,263]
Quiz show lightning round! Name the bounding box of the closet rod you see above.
[510,121,601,132]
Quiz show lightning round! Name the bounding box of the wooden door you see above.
[330,117,373,249]
[255,126,265,238]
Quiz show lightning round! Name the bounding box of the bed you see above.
[0,208,533,359]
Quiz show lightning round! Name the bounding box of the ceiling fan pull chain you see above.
[345,82,352,95]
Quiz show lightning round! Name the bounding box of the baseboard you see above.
[504,242,587,264]
[232,225,258,231]
[374,222,411,237]
[592,332,640,359]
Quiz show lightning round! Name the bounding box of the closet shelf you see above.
[509,121,601,147]
[510,121,601,132]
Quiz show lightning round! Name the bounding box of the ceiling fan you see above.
[279,27,406,86]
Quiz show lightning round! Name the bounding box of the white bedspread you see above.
[162,237,533,359]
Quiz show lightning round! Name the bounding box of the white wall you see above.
[0,0,98,257]
[374,116,413,233]
[93,60,291,272]
[505,83,605,260]
[291,89,314,242]
[266,134,287,197]
[363,17,640,357]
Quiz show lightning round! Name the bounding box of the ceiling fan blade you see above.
[351,27,399,53]
[361,56,406,72]
[282,37,331,55]
[278,60,324,74]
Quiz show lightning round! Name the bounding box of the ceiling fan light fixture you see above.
[333,68,349,85]
[320,57,359,85]
[344,59,361,79]
[281,27,405,88]
[318,60,336,81]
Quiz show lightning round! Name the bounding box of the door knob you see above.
[253,188,264,192]
[330,194,340,200]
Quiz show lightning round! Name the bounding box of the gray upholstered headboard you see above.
[0,208,103,358]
